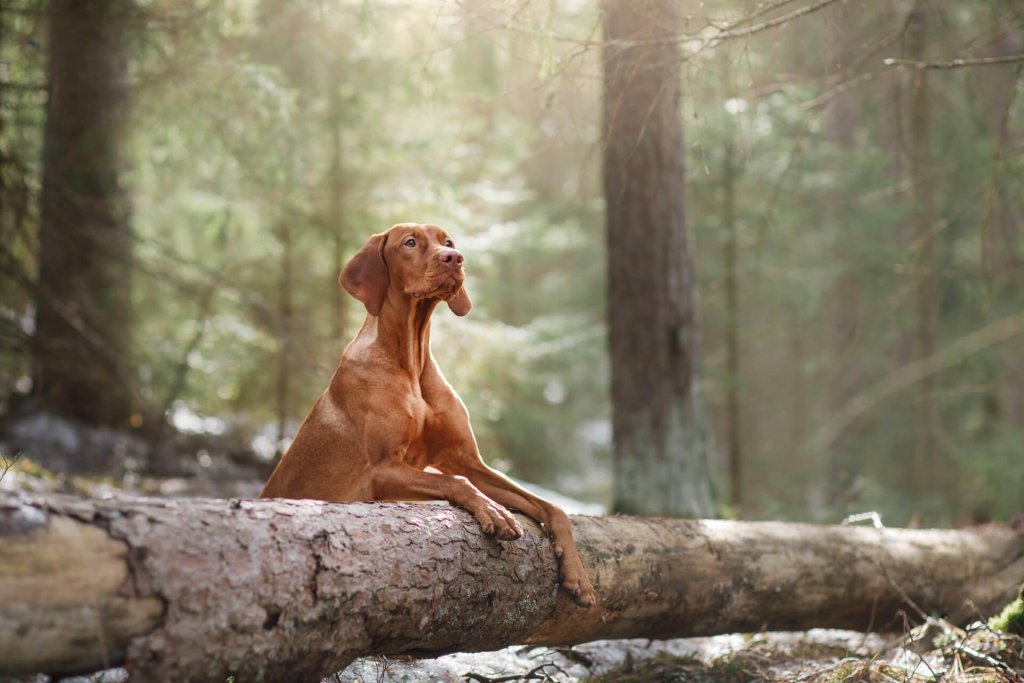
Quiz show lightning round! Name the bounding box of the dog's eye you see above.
[404,238,416,248]
[445,239,454,247]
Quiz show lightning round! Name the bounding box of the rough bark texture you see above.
[32,0,134,425]
[603,0,715,517]
[2,493,1023,682]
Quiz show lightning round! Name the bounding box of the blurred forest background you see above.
[0,0,1022,526]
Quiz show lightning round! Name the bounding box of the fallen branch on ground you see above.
[1,492,1021,682]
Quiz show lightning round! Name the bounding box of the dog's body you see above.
[261,223,595,607]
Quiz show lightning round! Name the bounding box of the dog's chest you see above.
[401,389,462,468]
[394,386,428,457]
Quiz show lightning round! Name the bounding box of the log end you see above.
[0,504,164,675]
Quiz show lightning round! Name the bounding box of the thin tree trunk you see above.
[328,68,348,347]
[31,0,134,426]
[162,286,215,411]
[824,0,862,503]
[0,7,6,246]
[2,492,1022,682]
[722,137,742,513]
[906,1,938,496]
[975,7,1024,430]
[603,0,715,517]
[275,220,293,458]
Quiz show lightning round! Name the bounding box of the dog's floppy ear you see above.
[447,284,472,317]
[340,232,388,316]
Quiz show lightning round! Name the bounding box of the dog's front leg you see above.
[370,461,523,540]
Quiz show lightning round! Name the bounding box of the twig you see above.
[723,0,804,30]
[716,0,844,40]
[0,451,23,484]
[883,54,1024,69]
[464,662,566,683]
[842,511,885,529]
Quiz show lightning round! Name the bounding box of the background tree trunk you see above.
[3,493,1022,682]
[975,5,1024,435]
[603,0,715,518]
[824,0,863,506]
[31,0,134,426]
[274,218,293,458]
[328,63,349,348]
[721,135,743,513]
[905,0,939,497]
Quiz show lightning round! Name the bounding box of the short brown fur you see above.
[261,223,596,607]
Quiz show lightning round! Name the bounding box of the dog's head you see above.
[340,223,472,317]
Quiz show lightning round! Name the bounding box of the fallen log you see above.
[1,492,1021,682]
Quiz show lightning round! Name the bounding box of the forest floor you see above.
[1,411,1022,683]
[335,625,1023,683]
[4,624,1021,682]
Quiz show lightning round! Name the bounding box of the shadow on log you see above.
[1,492,1022,682]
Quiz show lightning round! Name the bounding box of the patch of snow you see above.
[9,413,81,453]
[168,402,226,435]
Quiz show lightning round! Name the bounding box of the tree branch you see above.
[883,54,1024,69]
[716,0,845,40]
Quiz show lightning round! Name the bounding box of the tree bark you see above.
[2,493,1022,682]
[31,0,135,426]
[603,0,715,517]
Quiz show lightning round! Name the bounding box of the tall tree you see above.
[905,0,938,495]
[31,0,134,425]
[603,0,715,517]
[824,0,863,504]
[721,127,743,513]
[975,6,1024,433]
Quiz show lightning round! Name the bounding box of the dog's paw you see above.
[559,555,596,608]
[562,573,597,608]
[474,501,523,541]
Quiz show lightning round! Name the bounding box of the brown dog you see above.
[261,223,596,607]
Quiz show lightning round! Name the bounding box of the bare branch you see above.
[722,0,805,30]
[883,54,1024,69]
[716,0,845,40]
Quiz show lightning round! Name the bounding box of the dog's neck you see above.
[365,290,439,375]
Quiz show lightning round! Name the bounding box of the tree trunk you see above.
[31,0,134,426]
[975,7,1024,431]
[2,493,1022,682]
[603,0,715,517]
[824,0,863,504]
[274,219,293,458]
[722,136,742,513]
[328,64,349,347]
[906,0,939,496]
